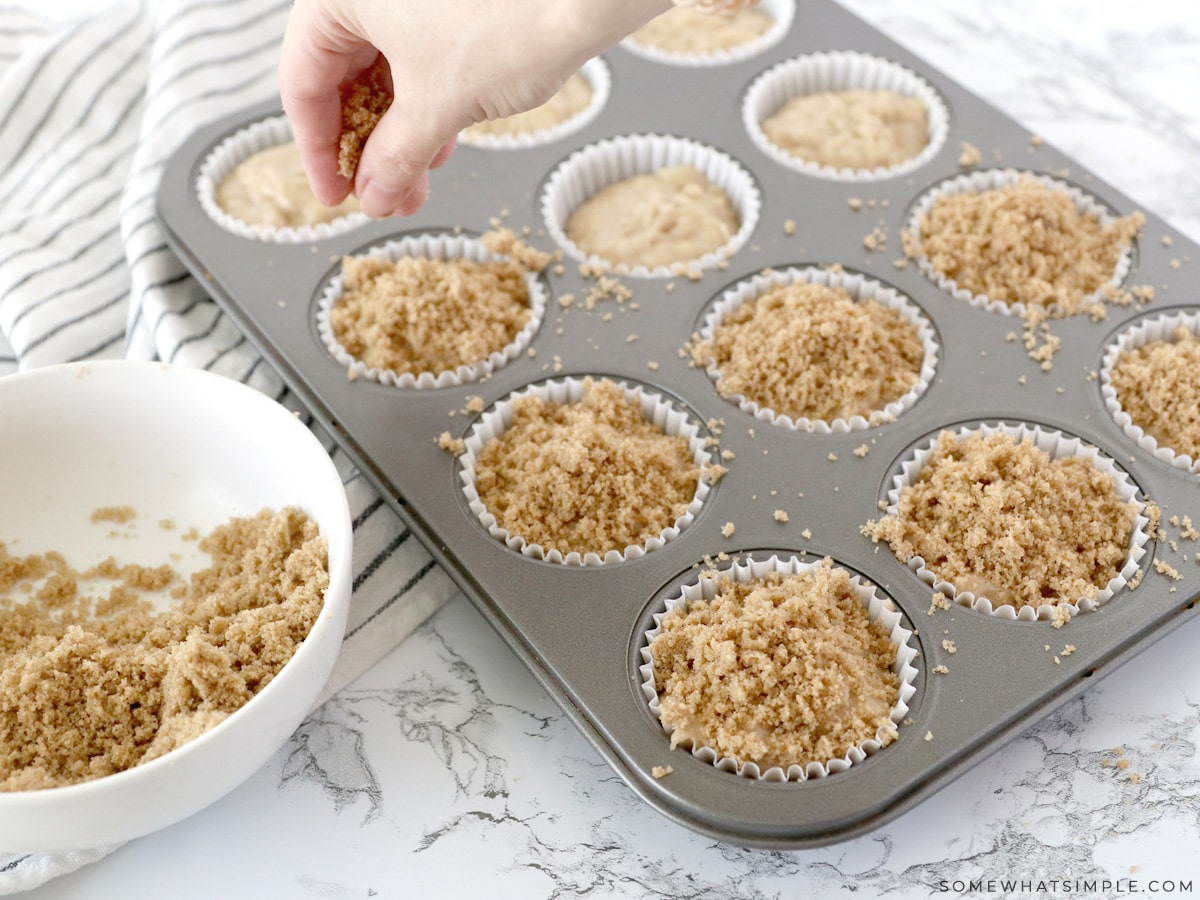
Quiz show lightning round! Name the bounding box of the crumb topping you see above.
[689,281,924,423]
[651,565,899,769]
[1110,326,1200,461]
[0,508,327,791]
[864,430,1136,611]
[473,378,704,557]
[330,254,531,374]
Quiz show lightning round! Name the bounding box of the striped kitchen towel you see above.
[0,0,458,890]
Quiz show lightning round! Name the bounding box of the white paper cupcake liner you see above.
[458,376,715,566]
[695,266,939,432]
[458,57,612,150]
[196,114,369,243]
[1100,309,1200,475]
[639,554,919,782]
[540,133,761,278]
[881,422,1151,623]
[621,0,796,68]
[743,51,950,181]
[315,233,547,389]
[905,169,1136,318]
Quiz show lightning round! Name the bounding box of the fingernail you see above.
[358,178,411,218]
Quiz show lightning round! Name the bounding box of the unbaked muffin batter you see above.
[565,164,738,269]
[216,142,361,229]
[631,6,773,53]
[761,89,928,170]
[464,72,592,139]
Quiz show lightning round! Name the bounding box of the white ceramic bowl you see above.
[0,361,352,853]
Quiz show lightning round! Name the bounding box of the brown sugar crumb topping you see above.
[1109,326,1200,461]
[864,430,1137,611]
[651,565,899,770]
[330,255,531,375]
[337,59,391,180]
[689,281,924,423]
[911,178,1144,313]
[0,507,327,791]
[473,378,704,558]
[481,227,555,274]
[90,505,137,525]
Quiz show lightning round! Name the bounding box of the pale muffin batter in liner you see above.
[1101,309,1200,475]
[315,233,547,388]
[459,58,612,150]
[541,133,760,277]
[458,376,718,566]
[693,266,939,432]
[639,554,918,782]
[743,51,950,180]
[871,422,1150,623]
[196,115,368,243]
[622,0,795,67]
[905,169,1139,318]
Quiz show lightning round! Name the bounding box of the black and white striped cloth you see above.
[0,0,457,889]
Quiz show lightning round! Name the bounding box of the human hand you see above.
[279,0,672,218]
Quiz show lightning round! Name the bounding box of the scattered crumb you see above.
[932,665,949,675]
[854,444,870,458]
[773,510,789,523]
[90,506,136,525]
[941,639,956,654]
[437,431,465,455]
[651,765,673,778]
[721,521,736,539]
[958,141,983,167]
[783,219,796,236]
[924,731,933,742]
[801,528,812,540]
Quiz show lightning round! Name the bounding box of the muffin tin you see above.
[156,0,1200,848]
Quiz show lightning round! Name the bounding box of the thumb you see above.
[354,99,456,217]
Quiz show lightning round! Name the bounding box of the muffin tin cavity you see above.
[457,376,717,566]
[743,51,950,181]
[196,114,369,243]
[621,0,796,68]
[638,553,918,782]
[873,421,1150,623]
[540,133,761,278]
[692,265,939,432]
[905,168,1139,317]
[1100,308,1200,474]
[458,57,612,150]
[314,232,548,389]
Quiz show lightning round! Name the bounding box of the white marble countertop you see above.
[29,1,1200,896]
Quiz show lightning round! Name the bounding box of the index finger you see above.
[278,3,360,207]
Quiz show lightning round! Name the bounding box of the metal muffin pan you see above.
[156,0,1200,848]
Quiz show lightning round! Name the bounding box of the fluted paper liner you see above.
[881,422,1150,623]
[695,266,939,432]
[621,0,796,68]
[315,233,547,388]
[196,114,369,243]
[1101,309,1200,475]
[458,57,612,150]
[905,169,1137,318]
[540,133,761,278]
[743,51,950,181]
[639,554,919,782]
[458,376,714,566]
